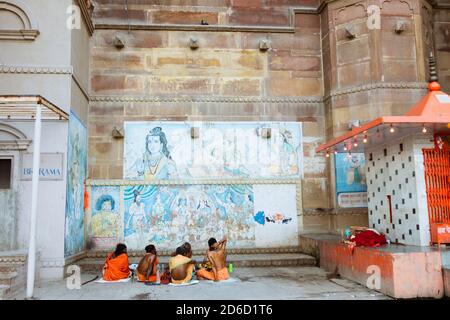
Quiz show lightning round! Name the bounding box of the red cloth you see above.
[354,230,387,247]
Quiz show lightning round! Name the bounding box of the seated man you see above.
[136,244,159,284]
[170,242,193,258]
[182,242,193,258]
[197,237,229,282]
[169,246,196,284]
[103,243,130,281]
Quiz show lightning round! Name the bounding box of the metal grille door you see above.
[423,148,450,224]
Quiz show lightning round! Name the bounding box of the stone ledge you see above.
[77,253,316,272]
[85,246,302,258]
[299,234,445,299]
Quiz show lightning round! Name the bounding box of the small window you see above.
[0,159,12,189]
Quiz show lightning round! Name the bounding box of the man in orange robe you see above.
[136,244,159,284]
[102,243,130,281]
[197,237,230,282]
[169,246,196,284]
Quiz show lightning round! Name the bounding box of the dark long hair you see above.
[146,127,172,159]
[113,243,127,258]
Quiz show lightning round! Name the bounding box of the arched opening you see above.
[0,1,39,40]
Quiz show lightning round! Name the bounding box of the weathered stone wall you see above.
[88,0,447,234]
[89,0,331,234]
[322,0,430,140]
[433,3,450,93]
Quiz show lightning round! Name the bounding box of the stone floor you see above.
[9,267,390,300]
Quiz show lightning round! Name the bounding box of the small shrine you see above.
[317,55,450,246]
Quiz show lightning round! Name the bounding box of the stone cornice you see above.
[90,82,427,105]
[94,6,319,33]
[324,82,428,101]
[87,178,302,186]
[76,0,94,36]
[95,23,297,33]
[90,95,323,104]
[90,0,445,34]
[0,64,73,75]
[0,29,39,41]
[0,255,27,265]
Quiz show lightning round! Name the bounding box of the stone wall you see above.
[89,0,332,233]
[434,3,450,93]
[88,0,447,233]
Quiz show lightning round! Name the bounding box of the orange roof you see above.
[316,82,450,153]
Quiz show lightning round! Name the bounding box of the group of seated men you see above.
[102,236,230,284]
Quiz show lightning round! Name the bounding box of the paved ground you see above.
[10,267,390,300]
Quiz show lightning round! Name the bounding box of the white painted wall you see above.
[253,184,299,247]
[0,0,91,280]
[365,134,433,246]
[7,121,68,279]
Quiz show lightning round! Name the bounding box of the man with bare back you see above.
[136,244,159,284]
[169,246,196,284]
[197,236,229,282]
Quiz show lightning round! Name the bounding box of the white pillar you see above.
[26,106,42,299]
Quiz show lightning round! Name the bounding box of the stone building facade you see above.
[0,0,449,285]
[87,0,449,234]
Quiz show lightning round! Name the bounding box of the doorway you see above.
[422,148,450,244]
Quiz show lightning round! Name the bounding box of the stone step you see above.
[0,271,18,287]
[0,285,10,300]
[85,247,303,259]
[77,253,317,272]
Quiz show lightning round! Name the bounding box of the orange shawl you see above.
[103,252,130,281]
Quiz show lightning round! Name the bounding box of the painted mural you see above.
[85,183,300,251]
[335,153,367,208]
[123,184,256,250]
[64,111,87,257]
[253,184,298,247]
[124,122,303,180]
[335,153,367,193]
[87,186,122,249]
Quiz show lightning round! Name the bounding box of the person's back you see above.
[103,243,130,281]
[136,244,159,284]
[169,246,195,284]
[197,237,229,282]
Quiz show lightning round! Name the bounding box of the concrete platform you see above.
[77,253,317,272]
[8,267,390,300]
[299,234,447,299]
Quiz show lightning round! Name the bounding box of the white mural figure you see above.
[136,127,177,180]
[346,155,366,186]
[171,195,188,242]
[280,129,299,175]
[126,190,147,246]
[71,134,81,221]
[153,194,165,226]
